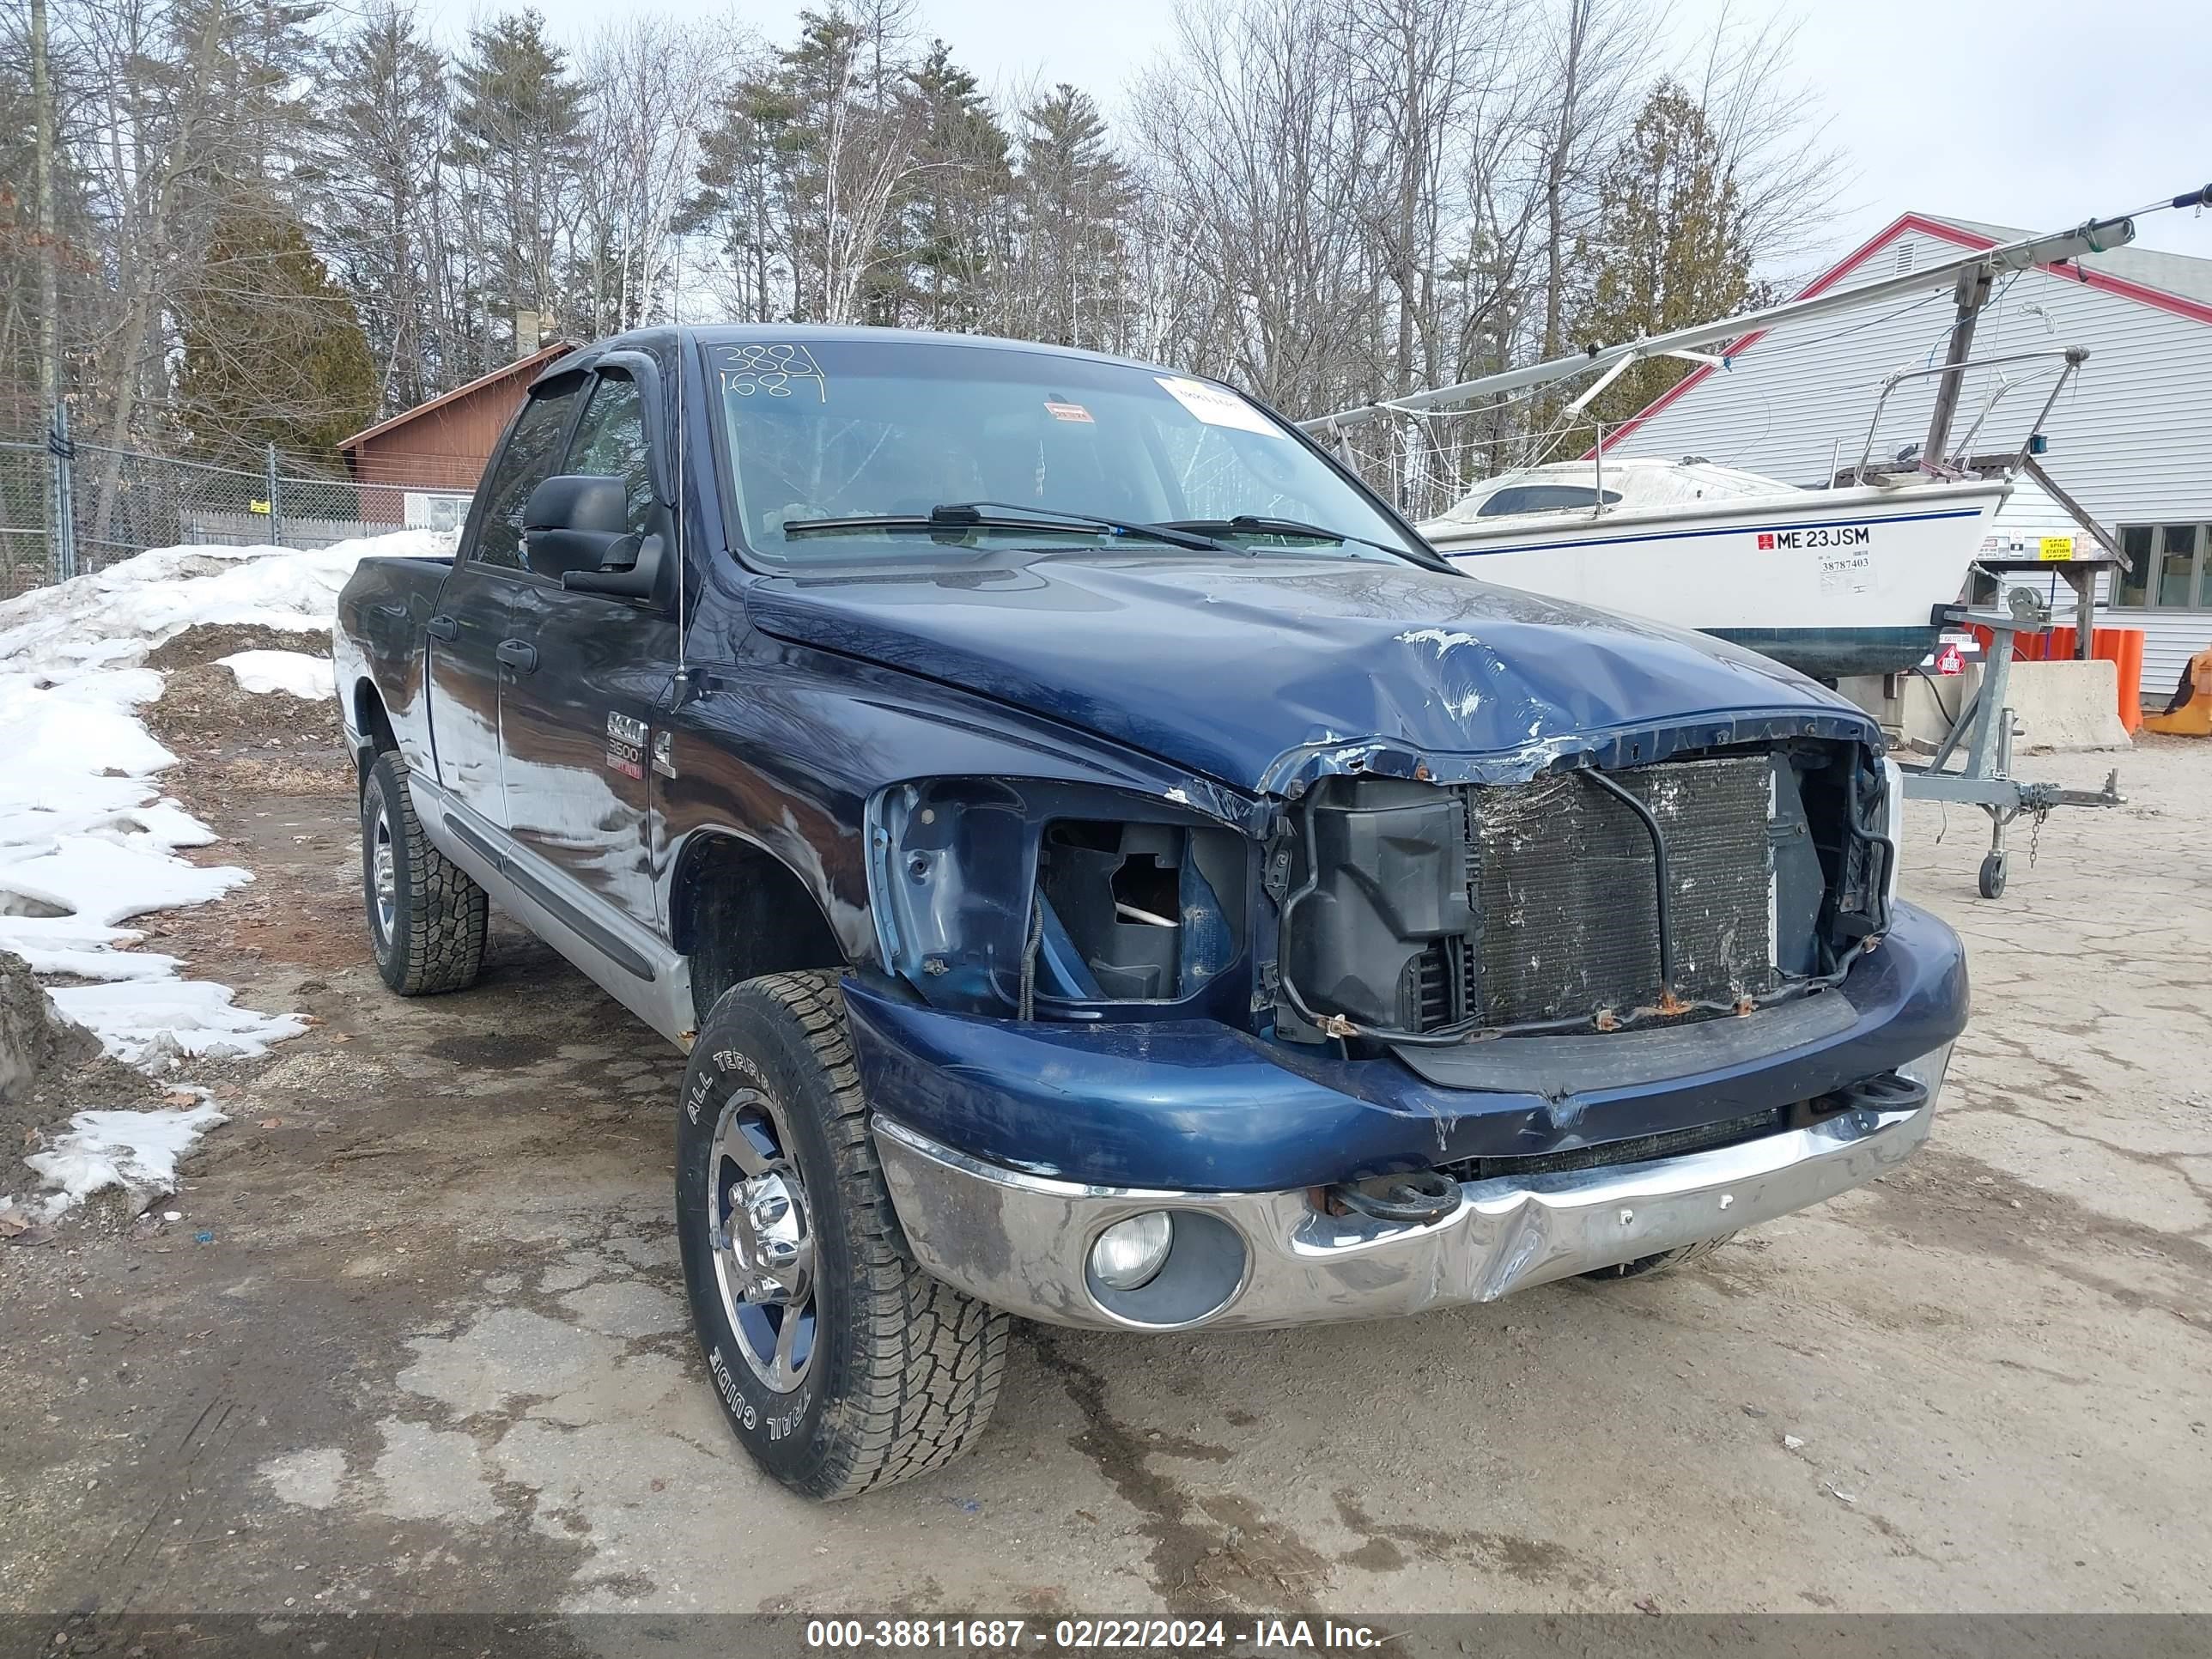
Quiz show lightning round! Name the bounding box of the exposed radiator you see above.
[1449,754,1778,1029]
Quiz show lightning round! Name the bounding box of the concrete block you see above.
[2002,659,2133,752]
[1838,661,2132,753]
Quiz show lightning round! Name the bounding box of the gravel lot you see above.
[3,721,2208,1629]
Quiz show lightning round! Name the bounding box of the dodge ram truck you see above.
[333,325,1969,1498]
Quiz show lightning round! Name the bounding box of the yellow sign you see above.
[2038,535,2074,561]
[249,499,271,515]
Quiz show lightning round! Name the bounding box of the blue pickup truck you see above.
[333,325,1967,1498]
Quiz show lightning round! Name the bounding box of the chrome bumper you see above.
[873,1047,1946,1331]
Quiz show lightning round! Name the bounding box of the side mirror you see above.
[562,532,663,599]
[524,473,667,600]
[523,475,629,579]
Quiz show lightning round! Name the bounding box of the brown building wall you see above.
[341,346,572,524]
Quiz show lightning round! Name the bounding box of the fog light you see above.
[1090,1212,1174,1291]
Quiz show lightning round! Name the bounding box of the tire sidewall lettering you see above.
[680,1030,829,1455]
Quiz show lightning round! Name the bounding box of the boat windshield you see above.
[705,337,1425,568]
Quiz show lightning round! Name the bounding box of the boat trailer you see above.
[1898,592,2123,899]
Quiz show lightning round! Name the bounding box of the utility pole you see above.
[30,0,58,416]
[31,0,70,579]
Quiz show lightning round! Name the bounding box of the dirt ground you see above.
[3,685,2209,1629]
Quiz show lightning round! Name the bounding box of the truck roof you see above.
[544,323,1187,388]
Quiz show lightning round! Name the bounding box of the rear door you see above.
[428,374,585,824]
[497,362,679,931]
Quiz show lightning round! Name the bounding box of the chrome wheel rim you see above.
[370,803,397,940]
[708,1086,817,1394]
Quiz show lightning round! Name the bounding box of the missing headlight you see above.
[1036,820,1244,1002]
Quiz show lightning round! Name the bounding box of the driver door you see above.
[497,364,680,932]
[427,375,584,825]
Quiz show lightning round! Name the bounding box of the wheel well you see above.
[355,681,399,763]
[673,836,847,1023]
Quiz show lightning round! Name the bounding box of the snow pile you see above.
[219,648,336,700]
[0,532,442,1063]
[0,537,434,678]
[20,1103,228,1219]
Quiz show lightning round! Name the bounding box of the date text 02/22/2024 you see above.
[804,1619,1389,1650]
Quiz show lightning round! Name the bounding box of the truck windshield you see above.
[706,337,1424,568]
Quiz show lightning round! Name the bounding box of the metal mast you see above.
[1300,187,2212,437]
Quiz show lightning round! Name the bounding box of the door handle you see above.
[427,613,459,641]
[495,639,538,673]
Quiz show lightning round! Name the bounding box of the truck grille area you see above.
[1277,741,1873,1043]
[1468,755,1776,1027]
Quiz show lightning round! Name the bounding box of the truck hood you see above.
[744,554,1865,795]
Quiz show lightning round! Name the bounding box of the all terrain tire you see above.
[1580,1231,1737,1281]
[676,970,1009,1498]
[361,750,489,995]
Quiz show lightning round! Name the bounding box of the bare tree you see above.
[1678,1,1847,278]
[1131,0,1389,413]
[573,16,726,335]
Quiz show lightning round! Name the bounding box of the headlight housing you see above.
[867,778,1251,1020]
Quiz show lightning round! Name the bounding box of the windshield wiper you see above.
[1157,514,1415,560]
[782,501,1231,552]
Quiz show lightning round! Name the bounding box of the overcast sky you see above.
[479,0,2212,275]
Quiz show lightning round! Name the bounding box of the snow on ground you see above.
[1,533,447,1216]
[0,534,443,1058]
[219,648,337,700]
[17,1104,228,1222]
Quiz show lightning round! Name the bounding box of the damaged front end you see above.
[863,712,1901,1065]
[851,714,1958,1329]
[866,776,1259,1027]
[1269,732,1899,1054]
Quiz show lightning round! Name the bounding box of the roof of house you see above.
[1601,210,2212,452]
[338,341,575,452]
[1923,214,2212,309]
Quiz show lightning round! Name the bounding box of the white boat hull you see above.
[1420,480,2011,680]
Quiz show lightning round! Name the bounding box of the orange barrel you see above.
[2101,627,2144,732]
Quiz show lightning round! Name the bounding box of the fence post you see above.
[49,400,76,581]
[264,441,283,547]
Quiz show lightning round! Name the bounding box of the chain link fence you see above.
[1,423,475,599]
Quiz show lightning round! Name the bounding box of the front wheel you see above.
[676,971,1009,1498]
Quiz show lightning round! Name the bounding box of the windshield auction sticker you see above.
[1043,400,1094,422]
[1154,375,1284,437]
[714,342,828,402]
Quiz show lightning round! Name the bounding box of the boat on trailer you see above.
[1416,458,2011,681]
[1303,189,2212,683]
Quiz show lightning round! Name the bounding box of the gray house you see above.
[1606,212,2212,702]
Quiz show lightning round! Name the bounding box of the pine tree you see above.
[177,199,378,465]
[1566,82,1762,435]
[307,2,448,414]
[447,10,586,358]
[898,41,1011,330]
[688,9,919,325]
[1017,85,1130,349]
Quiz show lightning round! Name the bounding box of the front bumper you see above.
[874,1048,1946,1330]
[845,900,1969,1192]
